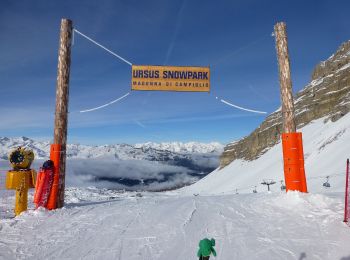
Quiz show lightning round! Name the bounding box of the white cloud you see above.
[65,158,198,191]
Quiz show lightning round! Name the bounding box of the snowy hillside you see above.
[220,40,350,167]
[184,112,350,195]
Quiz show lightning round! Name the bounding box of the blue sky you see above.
[1,0,350,145]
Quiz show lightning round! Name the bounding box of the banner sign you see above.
[132,65,210,92]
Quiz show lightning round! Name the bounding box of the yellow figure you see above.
[5,147,36,216]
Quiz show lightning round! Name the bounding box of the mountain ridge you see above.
[220,40,350,168]
[0,137,224,190]
[0,136,223,160]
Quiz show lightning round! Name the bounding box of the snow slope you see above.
[0,189,349,260]
[1,101,350,259]
[184,112,350,195]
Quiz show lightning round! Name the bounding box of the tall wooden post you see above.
[274,22,296,133]
[274,22,307,193]
[53,19,73,208]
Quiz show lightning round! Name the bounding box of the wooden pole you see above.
[275,22,308,193]
[274,22,296,133]
[54,18,73,208]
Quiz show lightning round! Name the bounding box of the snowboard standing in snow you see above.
[197,238,216,259]
[33,160,54,208]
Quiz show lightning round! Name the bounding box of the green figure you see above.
[197,238,217,260]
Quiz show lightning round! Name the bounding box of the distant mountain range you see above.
[0,136,223,160]
[0,137,224,191]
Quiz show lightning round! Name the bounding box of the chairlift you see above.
[280,180,286,191]
[261,179,276,191]
[323,176,331,188]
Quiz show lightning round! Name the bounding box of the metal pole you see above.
[274,22,296,133]
[53,18,73,208]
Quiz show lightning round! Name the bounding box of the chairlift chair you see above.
[323,176,331,188]
[261,179,276,191]
[280,180,286,191]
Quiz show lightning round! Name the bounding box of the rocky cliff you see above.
[220,40,350,168]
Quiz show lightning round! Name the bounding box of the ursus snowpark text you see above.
[132,65,210,92]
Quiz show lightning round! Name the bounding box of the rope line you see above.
[73,29,133,66]
[79,92,130,113]
[219,98,267,114]
[72,27,270,116]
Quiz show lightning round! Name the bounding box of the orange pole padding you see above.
[47,144,61,210]
[282,132,308,193]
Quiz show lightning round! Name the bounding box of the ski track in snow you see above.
[1,190,350,260]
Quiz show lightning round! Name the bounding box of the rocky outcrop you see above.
[220,40,350,168]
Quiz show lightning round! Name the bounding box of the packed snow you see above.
[0,189,349,259]
[1,114,350,259]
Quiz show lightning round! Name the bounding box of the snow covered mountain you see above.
[0,137,50,160]
[134,141,222,154]
[184,112,350,195]
[184,41,350,195]
[221,40,350,167]
[0,137,223,160]
[0,137,223,191]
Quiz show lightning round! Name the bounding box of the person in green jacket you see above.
[197,238,216,260]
